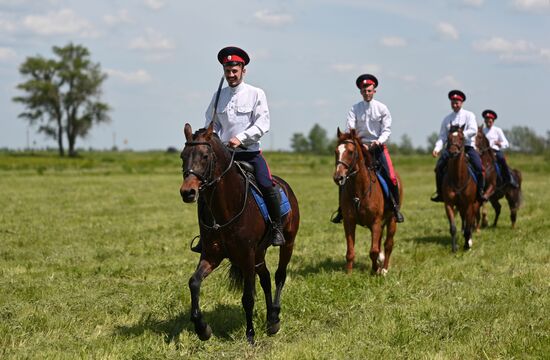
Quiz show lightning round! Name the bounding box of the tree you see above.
[399,134,414,155]
[426,132,439,153]
[308,123,329,154]
[290,133,309,153]
[504,126,545,154]
[14,43,110,156]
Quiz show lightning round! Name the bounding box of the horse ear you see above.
[460,124,465,131]
[350,128,356,138]
[205,121,214,139]
[337,127,342,138]
[184,123,193,142]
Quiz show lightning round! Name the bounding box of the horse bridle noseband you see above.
[336,140,360,181]
[183,141,237,190]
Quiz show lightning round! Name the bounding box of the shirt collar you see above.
[230,81,245,94]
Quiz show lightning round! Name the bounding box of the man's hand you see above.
[432,150,439,158]
[228,137,242,148]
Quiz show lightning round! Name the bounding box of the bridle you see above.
[336,139,359,183]
[447,131,464,158]
[182,139,248,231]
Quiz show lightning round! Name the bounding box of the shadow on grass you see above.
[410,235,450,248]
[114,303,244,343]
[292,256,371,276]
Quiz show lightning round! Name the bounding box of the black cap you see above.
[482,109,497,120]
[448,89,466,102]
[356,74,378,89]
[217,46,250,66]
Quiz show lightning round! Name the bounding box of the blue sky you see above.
[1,0,549,151]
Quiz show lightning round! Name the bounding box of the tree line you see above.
[291,123,550,155]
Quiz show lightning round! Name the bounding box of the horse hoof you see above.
[377,252,385,268]
[247,335,255,345]
[267,320,281,335]
[197,324,212,341]
[376,268,388,276]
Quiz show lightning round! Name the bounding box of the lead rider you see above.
[191,46,284,253]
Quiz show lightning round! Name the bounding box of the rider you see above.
[191,46,284,253]
[482,109,519,188]
[430,90,485,202]
[331,74,404,224]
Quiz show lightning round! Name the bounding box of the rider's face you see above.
[223,64,245,87]
[484,118,494,128]
[450,99,462,112]
[360,85,376,102]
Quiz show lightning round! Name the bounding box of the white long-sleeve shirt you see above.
[204,82,269,152]
[433,108,478,152]
[346,99,392,144]
[483,125,509,151]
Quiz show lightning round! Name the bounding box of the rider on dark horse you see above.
[331,74,404,224]
[191,46,284,253]
[431,90,486,202]
[481,109,519,188]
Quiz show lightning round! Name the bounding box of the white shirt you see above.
[205,82,269,152]
[346,99,392,144]
[483,125,509,151]
[433,108,478,153]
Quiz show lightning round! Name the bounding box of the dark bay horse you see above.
[475,128,522,228]
[441,126,481,252]
[332,128,402,275]
[179,123,300,344]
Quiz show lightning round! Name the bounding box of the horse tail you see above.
[227,264,245,292]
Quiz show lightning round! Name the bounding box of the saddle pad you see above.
[251,186,291,222]
[467,164,478,186]
[376,172,390,199]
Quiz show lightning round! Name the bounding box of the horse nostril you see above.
[180,188,197,202]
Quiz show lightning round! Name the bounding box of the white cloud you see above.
[436,22,459,40]
[434,75,461,88]
[105,68,152,83]
[0,46,17,61]
[462,0,484,7]
[380,36,407,47]
[473,37,550,64]
[129,28,175,51]
[0,18,17,32]
[330,63,356,73]
[511,0,550,12]
[144,0,166,10]
[540,48,550,61]
[253,9,293,27]
[22,9,98,37]
[103,9,132,26]
[330,63,381,75]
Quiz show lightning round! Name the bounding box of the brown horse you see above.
[441,125,481,252]
[179,123,300,344]
[475,128,522,228]
[332,128,402,275]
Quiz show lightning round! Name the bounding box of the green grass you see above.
[0,151,548,359]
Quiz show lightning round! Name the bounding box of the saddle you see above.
[235,161,291,222]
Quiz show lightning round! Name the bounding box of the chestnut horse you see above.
[179,123,300,344]
[332,128,402,275]
[475,128,522,228]
[441,125,481,252]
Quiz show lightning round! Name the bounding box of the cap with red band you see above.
[355,74,379,89]
[482,109,497,120]
[448,89,466,102]
[217,46,250,66]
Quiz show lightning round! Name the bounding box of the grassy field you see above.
[0,150,548,359]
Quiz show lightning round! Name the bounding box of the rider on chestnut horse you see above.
[331,74,404,224]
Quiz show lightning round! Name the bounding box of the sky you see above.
[1,0,549,151]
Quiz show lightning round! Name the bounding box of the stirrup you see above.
[394,210,405,223]
[271,224,285,246]
[430,193,443,202]
[190,235,202,253]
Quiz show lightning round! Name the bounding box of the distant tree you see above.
[426,132,439,153]
[290,133,309,153]
[399,134,414,155]
[14,43,110,157]
[504,126,545,154]
[308,123,329,154]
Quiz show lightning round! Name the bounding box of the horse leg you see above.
[271,237,295,334]
[241,268,256,345]
[445,204,458,252]
[481,202,489,228]
[189,258,218,341]
[379,218,396,276]
[505,190,519,229]
[491,198,502,228]
[463,205,477,251]
[256,261,279,336]
[343,219,357,274]
[369,220,383,274]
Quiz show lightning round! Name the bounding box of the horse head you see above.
[447,124,465,157]
[333,128,367,186]
[475,126,491,155]
[180,122,224,203]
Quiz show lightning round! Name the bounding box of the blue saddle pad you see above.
[375,172,390,199]
[251,186,291,222]
[494,161,503,181]
[467,164,478,186]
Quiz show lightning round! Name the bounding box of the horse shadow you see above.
[292,256,370,276]
[113,303,243,343]
[410,235,450,248]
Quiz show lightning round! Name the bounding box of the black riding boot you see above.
[476,172,486,201]
[430,170,444,202]
[508,170,519,188]
[389,185,404,223]
[264,186,285,246]
[331,186,343,223]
